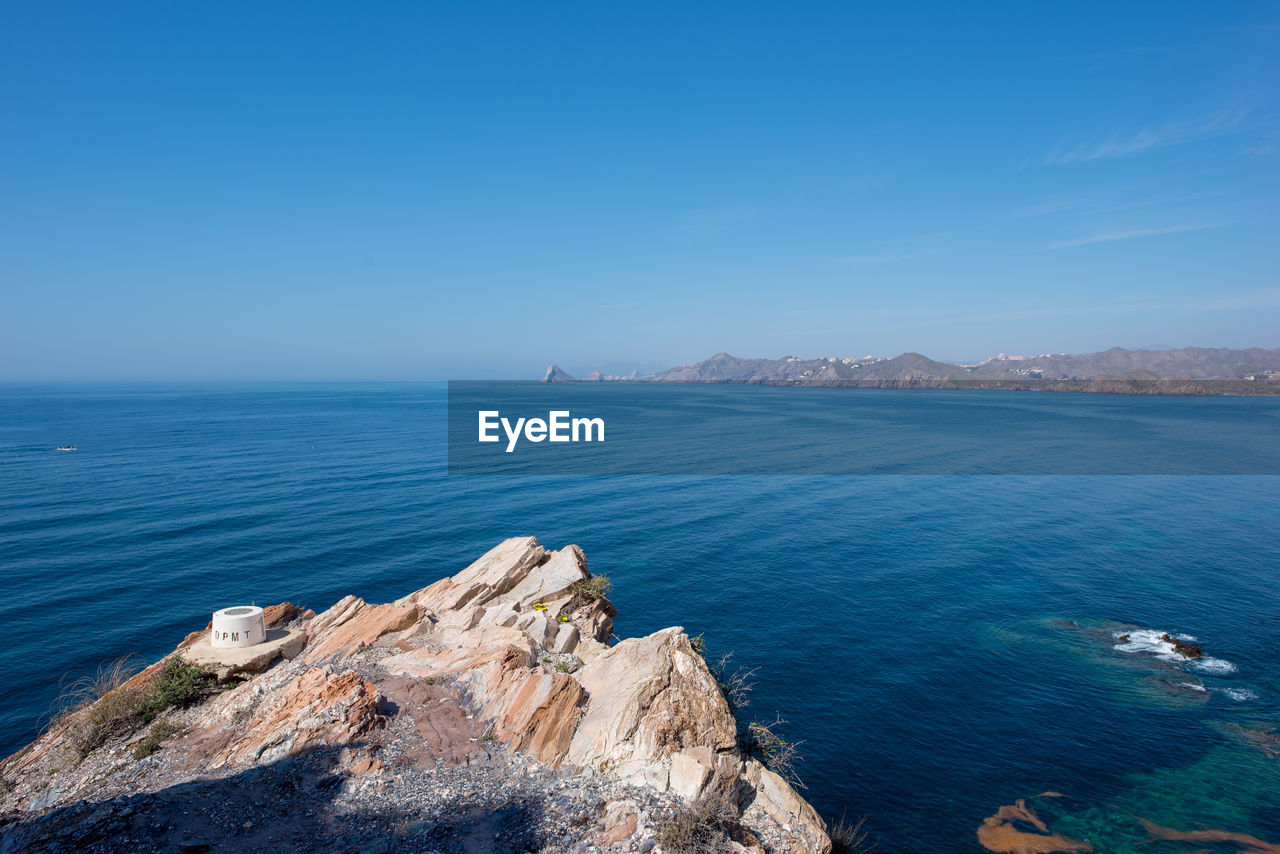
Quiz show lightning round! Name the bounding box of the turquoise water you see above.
[2,383,1278,851]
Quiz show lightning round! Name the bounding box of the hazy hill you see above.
[636,347,1280,382]
[962,346,1280,380]
[651,351,967,382]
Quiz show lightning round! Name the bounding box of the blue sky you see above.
[2,2,1277,380]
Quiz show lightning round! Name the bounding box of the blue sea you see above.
[2,383,1279,852]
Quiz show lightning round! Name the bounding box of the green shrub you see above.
[132,719,182,760]
[59,656,219,760]
[569,574,611,606]
[143,658,217,717]
[690,633,707,656]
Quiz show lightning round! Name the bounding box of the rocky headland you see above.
[0,538,831,854]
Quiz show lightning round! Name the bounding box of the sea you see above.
[2,382,1278,853]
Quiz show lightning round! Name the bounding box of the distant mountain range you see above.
[545,347,1280,385]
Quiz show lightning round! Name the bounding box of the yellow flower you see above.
[532,603,549,611]
[558,615,570,623]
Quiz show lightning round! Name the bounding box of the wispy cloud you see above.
[1001,190,1226,221]
[1037,223,1223,250]
[1242,141,1279,156]
[1043,109,1249,165]
[1241,126,1280,156]
[1002,194,1104,220]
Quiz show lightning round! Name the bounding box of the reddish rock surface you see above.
[0,537,832,854]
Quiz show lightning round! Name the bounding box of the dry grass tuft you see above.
[830,813,877,853]
[743,714,806,789]
[688,634,757,713]
[52,656,141,718]
[51,656,143,758]
[712,652,757,713]
[657,791,739,854]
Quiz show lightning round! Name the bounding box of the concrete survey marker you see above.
[211,605,266,648]
[184,605,307,679]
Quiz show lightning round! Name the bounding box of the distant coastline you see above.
[562,378,1280,396]
[545,346,1280,396]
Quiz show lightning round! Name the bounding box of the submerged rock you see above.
[1138,816,1280,853]
[976,799,1092,853]
[0,537,831,853]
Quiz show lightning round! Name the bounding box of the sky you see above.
[2,2,1278,380]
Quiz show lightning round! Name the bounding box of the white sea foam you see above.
[1192,657,1238,675]
[1112,628,1183,659]
[1218,687,1259,702]
[1112,628,1236,674]
[1177,681,1208,692]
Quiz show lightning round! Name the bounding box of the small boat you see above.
[56,445,78,452]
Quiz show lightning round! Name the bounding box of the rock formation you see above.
[543,364,577,382]
[0,537,831,854]
[1159,632,1204,659]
